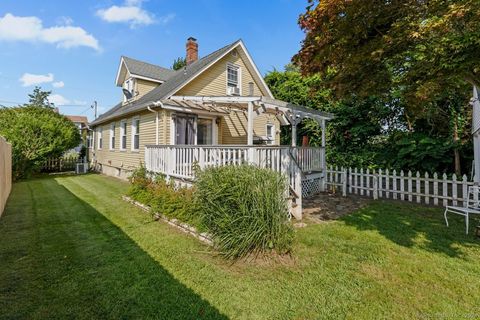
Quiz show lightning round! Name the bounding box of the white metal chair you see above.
[444,185,480,234]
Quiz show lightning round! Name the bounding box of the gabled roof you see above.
[116,56,175,85]
[92,39,273,126]
[66,115,88,124]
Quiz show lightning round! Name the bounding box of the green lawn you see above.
[1,174,479,319]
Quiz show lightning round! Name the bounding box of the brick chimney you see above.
[186,37,198,65]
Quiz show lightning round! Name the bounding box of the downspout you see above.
[153,101,165,144]
[147,103,163,145]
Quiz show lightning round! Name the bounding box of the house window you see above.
[87,133,92,149]
[123,78,135,102]
[266,124,275,145]
[120,120,127,150]
[227,64,240,95]
[97,127,103,150]
[131,117,140,151]
[110,123,115,150]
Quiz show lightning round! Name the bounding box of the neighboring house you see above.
[89,37,333,219]
[66,115,88,153]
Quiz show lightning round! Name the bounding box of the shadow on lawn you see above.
[0,178,227,320]
[341,200,480,258]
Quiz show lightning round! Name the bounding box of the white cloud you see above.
[158,13,175,25]
[97,6,154,27]
[48,94,70,106]
[56,16,74,26]
[73,100,86,105]
[96,1,173,28]
[19,73,54,87]
[125,0,144,5]
[53,81,65,88]
[0,13,100,51]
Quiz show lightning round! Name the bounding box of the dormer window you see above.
[226,63,240,96]
[123,78,135,102]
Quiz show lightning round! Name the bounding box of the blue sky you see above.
[0,0,307,120]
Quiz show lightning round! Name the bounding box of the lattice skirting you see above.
[302,177,322,198]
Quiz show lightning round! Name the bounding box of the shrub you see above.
[0,105,80,179]
[127,166,202,229]
[195,165,294,259]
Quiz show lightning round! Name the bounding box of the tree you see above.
[264,68,333,145]
[28,86,53,108]
[172,57,187,70]
[0,90,80,179]
[294,0,478,173]
[295,1,480,101]
[265,67,401,167]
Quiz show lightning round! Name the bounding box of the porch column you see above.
[320,118,327,192]
[291,123,297,147]
[321,119,326,148]
[247,101,255,163]
[474,132,480,183]
[473,85,480,183]
[247,101,254,145]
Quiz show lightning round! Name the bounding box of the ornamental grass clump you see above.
[195,165,294,260]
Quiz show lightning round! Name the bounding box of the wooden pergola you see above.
[167,95,334,147]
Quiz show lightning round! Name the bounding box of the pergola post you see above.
[320,119,326,192]
[247,101,254,145]
[473,86,480,184]
[474,133,480,183]
[291,123,297,147]
[247,101,254,163]
[321,119,326,148]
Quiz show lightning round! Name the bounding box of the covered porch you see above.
[145,96,333,219]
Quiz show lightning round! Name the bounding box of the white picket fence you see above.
[325,166,475,207]
[41,156,81,172]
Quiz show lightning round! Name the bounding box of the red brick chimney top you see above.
[186,37,198,65]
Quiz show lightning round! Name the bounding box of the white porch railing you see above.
[145,145,326,219]
[145,145,325,180]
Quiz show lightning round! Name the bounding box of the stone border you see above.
[122,195,213,246]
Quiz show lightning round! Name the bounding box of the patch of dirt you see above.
[303,192,370,223]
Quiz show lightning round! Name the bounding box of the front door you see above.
[175,115,196,145]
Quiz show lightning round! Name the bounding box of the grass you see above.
[0,174,479,319]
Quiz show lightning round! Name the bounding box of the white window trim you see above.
[120,119,127,151]
[123,78,136,102]
[266,123,275,145]
[109,123,115,151]
[226,62,241,96]
[131,116,140,151]
[97,127,103,150]
[88,132,93,149]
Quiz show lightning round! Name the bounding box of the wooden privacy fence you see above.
[0,136,12,216]
[325,166,475,207]
[41,156,81,172]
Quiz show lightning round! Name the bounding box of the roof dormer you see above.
[116,56,175,102]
